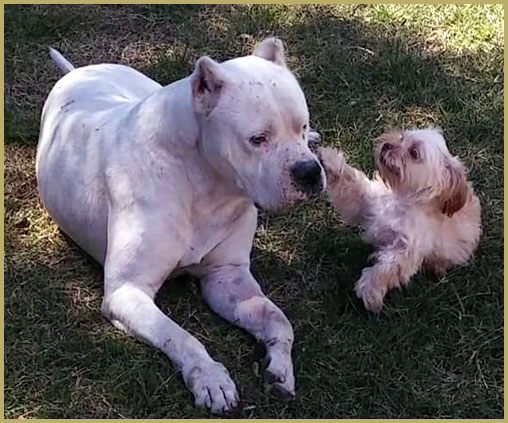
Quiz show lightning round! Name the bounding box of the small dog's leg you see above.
[318,147,372,225]
[423,257,453,277]
[355,247,422,313]
[201,265,295,399]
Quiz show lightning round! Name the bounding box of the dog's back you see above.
[423,184,482,273]
[36,51,162,262]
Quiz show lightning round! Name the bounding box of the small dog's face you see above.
[375,128,468,216]
[190,38,325,212]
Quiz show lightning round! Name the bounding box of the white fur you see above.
[36,38,325,413]
[319,128,481,313]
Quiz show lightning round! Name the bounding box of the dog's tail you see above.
[49,47,75,74]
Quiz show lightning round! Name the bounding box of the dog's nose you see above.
[291,160,323,193]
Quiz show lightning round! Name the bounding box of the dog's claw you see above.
[266,381,295,400]
[185,361,239,414]
[317,147,345,181]
[308,127,321,147]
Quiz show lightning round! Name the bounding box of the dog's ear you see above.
[375,129,403,145]
[252,37,286,67]
[191,56,227,116]
[440,157,468,217]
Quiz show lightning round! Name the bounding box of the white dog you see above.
[319,128,481,313]
[36,39,326,413]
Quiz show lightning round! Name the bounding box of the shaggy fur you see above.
[319,128,482,312]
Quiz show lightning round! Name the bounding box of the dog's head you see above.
[375,127,468,216]
[189,37,326,212]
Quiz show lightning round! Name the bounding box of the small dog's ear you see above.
[440,157,468,217]
[252,37,286,67]
[375,129,403,145]
[191,56,227,116]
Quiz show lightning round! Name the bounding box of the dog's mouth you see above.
[255,201,291,215]
[253,187,310,215]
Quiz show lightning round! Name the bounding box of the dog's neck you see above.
[126,78,199,150]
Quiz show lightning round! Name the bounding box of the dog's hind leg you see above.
[200,264,295,399]
[355,244,423,313]
[423,256,453,277]
[318,147,373,225]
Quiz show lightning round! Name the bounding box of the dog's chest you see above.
[177,193,252,269]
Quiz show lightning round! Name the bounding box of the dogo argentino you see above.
[36,38,325,413]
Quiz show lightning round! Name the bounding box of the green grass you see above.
[4,4,504,419]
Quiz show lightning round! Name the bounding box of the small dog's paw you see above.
[308,127,321,145]
[262,351,295,400]
[355,270,385,313]
[317,147,345,181]
[423,258,452,277]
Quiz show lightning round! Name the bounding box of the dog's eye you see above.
[409,147,420,160]
[249,134,267,146]
[303,124,307,131]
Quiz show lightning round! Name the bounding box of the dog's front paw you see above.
[308,127,321,146]
[262,351,295,400]
[317,147,345,183]
[355,269,386,313]
[183,360,239,414]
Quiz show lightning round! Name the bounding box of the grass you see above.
[4,4,504,419]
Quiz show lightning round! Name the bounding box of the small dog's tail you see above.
[49,47,75,74]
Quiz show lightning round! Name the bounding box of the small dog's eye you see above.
[409,147,420,160]
[249,134,267,146]
[303,124,307,131]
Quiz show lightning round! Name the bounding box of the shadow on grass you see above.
[4,4,503,419]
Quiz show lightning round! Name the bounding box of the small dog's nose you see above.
[381,143,393,154]
[291,160,323,193]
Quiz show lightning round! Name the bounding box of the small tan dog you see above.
[319,128,481,313]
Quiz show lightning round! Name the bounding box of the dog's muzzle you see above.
[379,144,401,178]
[381,142,393,155]
[291,160,324,194]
